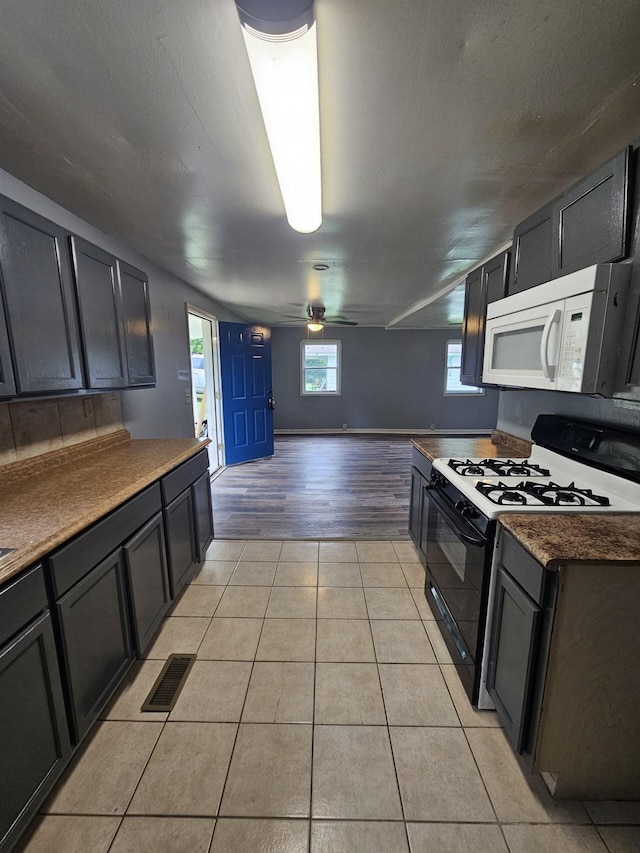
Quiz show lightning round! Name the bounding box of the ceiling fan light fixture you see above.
[307,321,324,332]
[236,0,322,234]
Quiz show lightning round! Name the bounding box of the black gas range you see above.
[422,414,640,705]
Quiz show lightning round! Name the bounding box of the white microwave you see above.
[482,264,630,395]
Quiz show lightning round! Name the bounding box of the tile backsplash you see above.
[0,393,123,466]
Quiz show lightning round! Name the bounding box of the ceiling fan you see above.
[298,305,358,330]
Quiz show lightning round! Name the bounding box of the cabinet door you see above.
[117,260,155,386]
[70,236,128,389]
[192,471,214,563]
[164,489,198,599]
[553,147,631,278]
[0,290,15,398]
[460,267,483,386]
[0,612,71,852]
[56,550,133,743]
[487,566,541,754]
[477,250,509,385]
[123,513,171,655]
[418,481,430,561]
[461,251,509,387]
[0,197,83,393]
[408,467,426,559]
[508,200,554,295]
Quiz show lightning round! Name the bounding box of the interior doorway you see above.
[187,308,223,471]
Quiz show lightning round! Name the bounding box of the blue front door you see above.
[219,322,274,465]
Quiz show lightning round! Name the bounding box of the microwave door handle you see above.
[540,308,561,379]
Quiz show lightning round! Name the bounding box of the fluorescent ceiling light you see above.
[237,2,322,233]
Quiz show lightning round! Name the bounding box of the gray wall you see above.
[497,389,640,439]
[0,168,242,439]
[271,326,500,432]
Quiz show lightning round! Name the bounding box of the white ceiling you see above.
[1,0,640,328]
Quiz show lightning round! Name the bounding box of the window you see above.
[445,340,483,395]
[301,340,341,395]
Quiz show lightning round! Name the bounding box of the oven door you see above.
[483,300,564,389]
[423,485,492,704]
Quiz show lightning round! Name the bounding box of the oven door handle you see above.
[426,486,487,547]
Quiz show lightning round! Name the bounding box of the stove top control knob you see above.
[460,503,479,519]
[429,472,445,489]
[454,500,466,512]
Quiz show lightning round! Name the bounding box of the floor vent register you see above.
[141,653,196,712]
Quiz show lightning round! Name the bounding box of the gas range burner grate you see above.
[476,480,611,507]
[448,458,551,478]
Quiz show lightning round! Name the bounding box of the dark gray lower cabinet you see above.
[123,512,171,655]
[2,451,210,850]
[408,466,427,560]
[164,489,198,598]
[487,566,541,754]
[56,550,134,743]
[0,611,71,852]
[408,447,432,562]
[192,470,214,562]
[487,532,557,758]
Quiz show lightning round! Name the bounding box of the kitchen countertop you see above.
[0,432,209,586]
[412,429,532,462]
[499,513,640,569]
[413,431,640,569]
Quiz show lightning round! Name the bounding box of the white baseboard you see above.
[274,428,493,436]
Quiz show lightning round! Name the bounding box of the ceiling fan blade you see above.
[327,319,358,326]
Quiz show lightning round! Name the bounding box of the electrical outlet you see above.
[342,423,347,430]
[430,423,435,430]
[83,398,93,418]
[185,390,192,404]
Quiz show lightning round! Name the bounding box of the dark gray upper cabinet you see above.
[507,200,554,296]
[460,267,483,386]
[553,147,631,278]
[117,260,156,386]
[70,237,128,389]
[0,292,16,398]
[460,249,510,386]
[0,197,83,394]
[614,146,640,401]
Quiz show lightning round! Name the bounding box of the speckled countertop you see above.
[412,429,533,462]
[0,434,209,586]
[413,431,640,570]
[499,513,640,569]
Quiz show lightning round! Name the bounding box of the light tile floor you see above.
[19,540,640,853]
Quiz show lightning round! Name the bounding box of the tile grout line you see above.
[309,553,319,846]
[363,559,413,849]
[197,548,265,845]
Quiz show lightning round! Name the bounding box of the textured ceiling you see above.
[1,0,640,328]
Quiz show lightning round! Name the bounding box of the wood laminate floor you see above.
[211,436,414,540]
